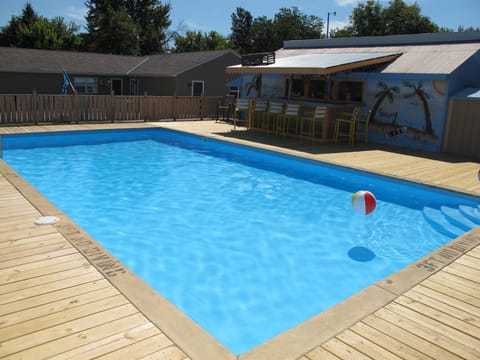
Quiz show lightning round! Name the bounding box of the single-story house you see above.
[0,47,241,96]
[227,32,480,157]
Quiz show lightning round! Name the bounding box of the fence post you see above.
[172,96,177,121]
[110,91,115,123]
[32,89,38,125]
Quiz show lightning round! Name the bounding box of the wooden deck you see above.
[0,121,479,360]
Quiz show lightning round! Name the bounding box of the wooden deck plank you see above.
[381,303,480,359]
[0,278,112,315]
[0,303,138,358]
[0,270,104,303]
[302,346,341,360]
[0,253,88,284]
[0,286,120,329]
[335,329,404,359]
[94,333,175,359]
[394,295,480,337]
[431,270,480,295]
[12,314,155,360]
[404,288,480,329]
[422,277,480,308]
[413,284,480,319]
[361,314,459,360]
[0,245,78,269]
[321,338,371,360]
[0,294,130,342]
[348,321,434,360]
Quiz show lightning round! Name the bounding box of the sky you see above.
[0,0,479,37]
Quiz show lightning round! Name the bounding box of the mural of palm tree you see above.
[370,81,400,123]
[403,80,433,136]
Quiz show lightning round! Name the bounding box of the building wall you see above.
[139,77,176,96]
[175,52,241,96]
[239,71,451,152]
[0,73,60,94]
[0,72,139,95]
[448,52,480,95]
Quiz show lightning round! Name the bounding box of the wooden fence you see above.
[444,96,480,159]
[0,94,224,125]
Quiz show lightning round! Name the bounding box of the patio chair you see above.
[283,103,301,135]
[355,109,373,144]
[334,107,361,144]
[215,95,235,123]
[252,99,268,130]
[233,98,251,129]
[300,106,327,140]
[266,101,284,134]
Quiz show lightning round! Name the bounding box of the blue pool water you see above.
[2,128,479,354]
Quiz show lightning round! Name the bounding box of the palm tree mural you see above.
[370,81,400,123]
[403,80,433,136]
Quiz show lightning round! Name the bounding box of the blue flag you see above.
[61,70,73,95]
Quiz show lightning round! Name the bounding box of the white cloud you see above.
[335,0,359,6]
[66,6,87,23]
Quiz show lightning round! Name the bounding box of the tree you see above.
[230,7,253,54]
[0,3,82,50]
[230,6,323,53]
[85,0,171,55]
[347,0,439,37]
[173,30,231,52]
[349,0,384,37]
[249,16,275,53]
[16,17,81,50]
[273,7,322,47]
[382,0,438,35]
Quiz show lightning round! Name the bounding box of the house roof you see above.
[0,47,240,77]
[226,32,480,76]
[227,52,401,75]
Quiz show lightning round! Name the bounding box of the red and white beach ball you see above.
[352,190,376,215]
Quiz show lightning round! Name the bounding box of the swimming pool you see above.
[2,128,479,354]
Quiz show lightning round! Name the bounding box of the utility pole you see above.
[326,11,336,39]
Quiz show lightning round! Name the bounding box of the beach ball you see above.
[352,190,376,215]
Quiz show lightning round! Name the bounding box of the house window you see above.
[308,79,327,99]
[130,79,139,95]
[111,78,123,95]
[74,77,97,94]
[335,80,364,102]
[192,80,204,96]
[284,78,305,98]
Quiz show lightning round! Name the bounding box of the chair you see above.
[266,101,284,134]
[334,107,361,144]
[300,106,327,140]
[282,103,301,135]
[252,99,268,130]
[233,98,251,129]
[356,109,372,144]
[215,95,235,123]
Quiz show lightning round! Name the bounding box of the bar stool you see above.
[300,106,327,140]
[334,107,361,144]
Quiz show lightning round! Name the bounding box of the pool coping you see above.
[1,123,480,360]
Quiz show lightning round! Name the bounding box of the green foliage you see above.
[85,0,171,55]
[0,3,82,50]
[173,30,231,52]
[230,6,323,54]
[347,0,438,37]
[230,7,253,53]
